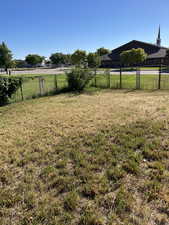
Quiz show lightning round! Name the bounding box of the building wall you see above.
[101,58,166,68]
[101,40,167,68]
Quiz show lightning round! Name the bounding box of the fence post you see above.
[94,68,97,87]
[106,69,111,88]
[19,78,24,101]
[54,75,58,90]
[39,77,43,96]
[120,66,122,89]
[158,64,162,89]
[136,67,141,89]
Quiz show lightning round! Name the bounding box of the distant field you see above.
[0,90,169,225]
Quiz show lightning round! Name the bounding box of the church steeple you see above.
[156,25,161,47]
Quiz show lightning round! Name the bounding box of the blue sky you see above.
[1,0,169,59]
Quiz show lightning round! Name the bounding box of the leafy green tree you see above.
[0,42,13,70]
[120,48,147,66]
[13,59,26,68]
[50,53,65,66]
[87,53,101,68]
[64,54,72,65]
[96,47,110,56]
[25,54,44,67]
[71,50,87,67]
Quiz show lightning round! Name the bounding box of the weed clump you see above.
[143,180,162,202]
[122,160,140,175]
[114,186,134,215]
[106,167,125,182]
[64,191,79,211]
[79,210,105,225]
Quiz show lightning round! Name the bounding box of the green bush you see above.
[0,77,20,106]
[66,68,93,91]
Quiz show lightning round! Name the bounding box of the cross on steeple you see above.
[156,25,161,47]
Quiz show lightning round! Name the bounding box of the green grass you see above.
[10,74,67,102]
[140,67,160,70]
[94,74,169,90]
[122,67,163,71]
[0,90,169,225]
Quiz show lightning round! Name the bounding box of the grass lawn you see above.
[0,90,169,225]
[140,67,160,70]
[10,74,67,102]
[95,74,169,90]
[122,67,162,71]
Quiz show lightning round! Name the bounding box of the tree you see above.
[71,50,87,67]
[96,47,110,56]
[0,42,13,70]
[25,54,44,67]
[87,53,101,68]
[50,53,72,67]
[120,48,147,66]
[50,53,65,66]
[14,59,26,68]
[64,54,72,66]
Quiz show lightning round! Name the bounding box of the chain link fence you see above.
[10,74,68,103]
[92,66,169,90]
[1,67,169,104]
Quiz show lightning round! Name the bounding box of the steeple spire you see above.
[156,25,161,46]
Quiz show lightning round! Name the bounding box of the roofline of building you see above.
[132,40,168,49]
[110,40,168,52]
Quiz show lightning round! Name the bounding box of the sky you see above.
[1,0,169,59]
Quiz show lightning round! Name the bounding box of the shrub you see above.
[66,68,93,91]
[0,77,20,106]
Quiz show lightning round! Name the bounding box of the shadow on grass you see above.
[6,86,169,108]
[123,89,158,94]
